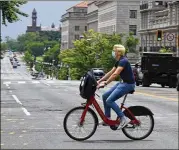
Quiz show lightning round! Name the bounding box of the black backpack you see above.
[79,70,97,99]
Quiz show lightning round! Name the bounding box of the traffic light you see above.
[156,30,163,41]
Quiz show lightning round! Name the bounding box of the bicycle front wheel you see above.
[63,106,98,141]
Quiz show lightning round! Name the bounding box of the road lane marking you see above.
[43,83,50,86]
[12,95,31,116]
[135,92,178,101]
[3,81,11,85]
[47,81,54,83]
[9,132,15,135]
[32,81,40,84]
[22,107,31,116]
[18,81,26,84]
[9,90,12,93]
[12,95,22,105]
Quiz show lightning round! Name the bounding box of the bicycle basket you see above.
[79,70,97,99]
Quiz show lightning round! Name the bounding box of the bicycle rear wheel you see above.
[63,106,98,141]
[122,114,154,140]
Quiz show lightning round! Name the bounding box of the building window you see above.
[85,26,87,31]
[130,10,137,18]
[75,34,80,40]
[75,26,80,31]
[129,25,137,35]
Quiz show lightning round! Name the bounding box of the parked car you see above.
[17,62,21,66]
[91,68,105,81]
[12,61,17,68]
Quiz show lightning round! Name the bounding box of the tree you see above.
[59,30,139,80]
[26,42,44,57]
[5,36,19,51]
[0,1,28,26]
[43,44,60,65]
[16,32,41,52]
[24,50,33,62]
[1,42,8,52]
[124,32,139,54]
[39,31,61,42]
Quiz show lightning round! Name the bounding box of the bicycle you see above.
[63,83,154,141]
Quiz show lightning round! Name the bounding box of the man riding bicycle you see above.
[97,44,135,129]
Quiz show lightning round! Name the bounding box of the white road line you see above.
[9,91,12,93]
[21,107,31,116]
[32,81,40,84]
[8,87,10,89]
[3,81,11,85]
[43,83,50,86]
[12,95,31,116]
[18,81,26,84]
[47,81,54,83]
[12,95,22,105]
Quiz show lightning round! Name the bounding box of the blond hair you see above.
[113,44,126,56]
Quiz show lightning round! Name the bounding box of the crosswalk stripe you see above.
[18,81,26,84]
[32,81,40,84]
[3,82,11,84]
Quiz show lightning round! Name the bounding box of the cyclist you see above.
[97,44,135,129]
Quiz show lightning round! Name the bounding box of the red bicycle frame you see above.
[80,95,140,126]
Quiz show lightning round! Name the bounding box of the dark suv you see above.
[92,68,105,80]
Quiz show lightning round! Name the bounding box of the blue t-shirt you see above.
[114,56,135,84]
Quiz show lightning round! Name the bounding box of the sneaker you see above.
[117,116,130,130]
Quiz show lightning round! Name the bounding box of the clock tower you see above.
[32,8,37,27]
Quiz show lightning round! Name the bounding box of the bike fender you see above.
[123,106,154,119]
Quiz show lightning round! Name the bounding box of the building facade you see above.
[95,1,140,37]
[138,1,179,56]
[87,1,98,32]
[60,2,88,50]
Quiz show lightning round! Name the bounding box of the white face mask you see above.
[112,51,115,58]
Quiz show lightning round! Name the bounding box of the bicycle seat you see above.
[129,90,135,94]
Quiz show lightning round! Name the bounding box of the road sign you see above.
[167,33,174,41]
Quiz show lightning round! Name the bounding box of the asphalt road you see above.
[1,53,178,149]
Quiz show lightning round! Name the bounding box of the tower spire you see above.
[32,8,37,27]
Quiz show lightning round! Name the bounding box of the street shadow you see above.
[64,139,153,143]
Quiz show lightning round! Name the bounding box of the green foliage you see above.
[35,62,41,72]
[159,47,172,53]
[58,67,68,80]
[16,32,41,52]
[0,1,28,25]
[39,31,61,41]
[26,42,44,57]
[4,36,19,51]
[1,42,8,51]
[43,44,60,65]
[124,32,139,53]
[23,50,33,64]
[59,30,139,79]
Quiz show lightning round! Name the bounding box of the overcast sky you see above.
[1,1,81,41]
